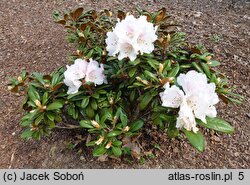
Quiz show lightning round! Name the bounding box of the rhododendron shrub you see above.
[8,8,243,158]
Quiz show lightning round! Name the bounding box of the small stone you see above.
[211,135,220,142]
[234,152,240,157]
[80,156,86,161]
[194,11,202,18]
[173,147,179,153]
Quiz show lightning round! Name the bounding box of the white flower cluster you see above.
[105,15,158,61]
[160,70,219,133]
[64,58,107,94]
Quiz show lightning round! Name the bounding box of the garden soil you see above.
[0,0,249,168]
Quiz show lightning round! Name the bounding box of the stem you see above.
[55,125,81,129]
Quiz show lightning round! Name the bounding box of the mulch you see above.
[0,0,249,168]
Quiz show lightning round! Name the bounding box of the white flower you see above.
[85,59,107,86]
[105,15,158,61]
[106,32,119,56]
[160,70,219,133]
[176,98,198,133]
[64,58,107,94]
[63,59,88,94]
[159,83,184,108]
[135,16,158,54]
[177,70,219,123]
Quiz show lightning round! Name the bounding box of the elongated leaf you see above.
[112,146,122,157]
[167,64,179,77]
[144,70,159,82]
[93,146,107,157]
[197,117,234,134]
[81,96,90,108]
[139,92,154,110]
[90,99,98,110]
[200,62,211,78]
[46,112,55,122]
[46,101,64,110]
[167,122,179,138]
[80,120,94,129]
[191,62,203,73]
[112,140,122,147]
[28,86,40,101]
[86,105,95,118]
[128,68,137,77]
[42,92,49,105]
[51,73,60,87]
[207,60,220,67]
[21,128,33,140]
[107,130,122,137]
[183,130,205,152]
[130,120,144,132]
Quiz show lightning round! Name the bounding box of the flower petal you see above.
[160,83,184,108]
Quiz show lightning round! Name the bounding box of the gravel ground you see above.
[0,0,249,168]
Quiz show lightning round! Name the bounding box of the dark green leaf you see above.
[107,130,122,137]
[130,120,144,132]
[139,92,154,110]
[46,101,64,110]
[197,117,234,134]
[46,112,55,122]
[112,146,122,157]
[34,114,44,125]
[167,64,179,77]
[183,130,205,152]
[42,92,49,105]
[28,86,40,101]
[79,120,94,129]
[167,122,179,138]
[191,62,204,73]
[93,146,107,157]
[112,140,122,147]
[128,68,137,78]
[86,106,95,118]
[207,60,220,67]
[21,128,33,140]
[144,70,159,82]
[90,99,98,110]
[81,96,90,108]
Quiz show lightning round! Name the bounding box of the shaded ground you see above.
[0,0,249,168]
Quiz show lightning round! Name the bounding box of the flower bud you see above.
[95,136,104,145]
[91,120,100,129]
[160,77,175,85]
[30,126,37,131]
[112,116,118,124]
[136,76,142,81]
[136,76,149,85]
[102,50,107,56]
[109,97,114,105]
[123,126,130,132]
[17,76,23,83]
[30,109,36,113]
[166,34,171,42]
[44,84,50,88]
[206,56,212,60]
[78,32,84,37]
[105,141,112,149]
[35,100,42,108]
[8,86,14,91]
[159,63,164,73]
